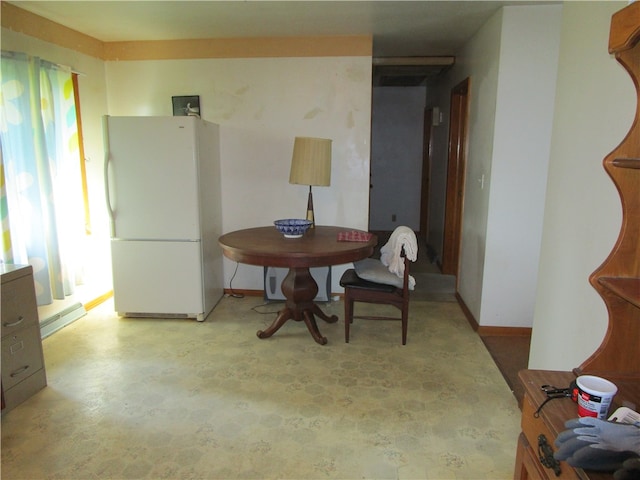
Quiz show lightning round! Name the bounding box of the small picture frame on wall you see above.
[172,95,200,117]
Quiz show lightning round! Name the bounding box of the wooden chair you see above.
[339,250,411,345]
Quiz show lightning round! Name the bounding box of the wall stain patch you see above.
[347,111,355,129]
[304,107,323,119]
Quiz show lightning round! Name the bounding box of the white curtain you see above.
[0,51,85,305]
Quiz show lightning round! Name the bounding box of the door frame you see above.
[442,78,470,276]
[419,108,434,244]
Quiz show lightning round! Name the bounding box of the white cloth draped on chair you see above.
[379,226,418,288]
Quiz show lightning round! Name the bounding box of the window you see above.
[1,51,87,305]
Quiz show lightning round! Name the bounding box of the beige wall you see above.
[427,4,562,329]
[104,56,373,291]
[529,1,633,370]
[440,7,503,320]
[481,4,562,328]
[427,2,633,372]
[1,4,374,297]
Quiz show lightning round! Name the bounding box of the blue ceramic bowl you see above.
[274,219,312,238]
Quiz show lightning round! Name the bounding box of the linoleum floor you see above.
[1,295,521,479]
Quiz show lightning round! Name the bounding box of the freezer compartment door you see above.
[105,116,201,240]
[111,240,206,318]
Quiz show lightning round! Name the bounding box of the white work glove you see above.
[555,417,640,472]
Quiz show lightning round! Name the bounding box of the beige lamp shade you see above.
[289,137,332,186]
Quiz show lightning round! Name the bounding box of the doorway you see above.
[368,87,426,232]
[369,58,454,234]
[441,78,470,276]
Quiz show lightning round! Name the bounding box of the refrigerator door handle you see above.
[102,116,116,238]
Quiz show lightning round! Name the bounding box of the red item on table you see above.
[337,231,373,242]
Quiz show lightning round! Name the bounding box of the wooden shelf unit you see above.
[579,1,640,380]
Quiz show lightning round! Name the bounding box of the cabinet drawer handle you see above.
[538,434,561,476]
[10,365,30,377]
[4,316,25,328]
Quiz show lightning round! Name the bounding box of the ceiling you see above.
[8,1,551,86]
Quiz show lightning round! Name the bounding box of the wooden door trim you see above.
[419,108,434,243]
[442,78,470,276]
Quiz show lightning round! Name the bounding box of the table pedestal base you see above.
[257,267,338,345]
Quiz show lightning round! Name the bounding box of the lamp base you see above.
[306,186,315,228]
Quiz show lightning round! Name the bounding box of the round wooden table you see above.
[218,226,377,344]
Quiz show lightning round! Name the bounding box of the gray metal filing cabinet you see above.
[1,264,47,412]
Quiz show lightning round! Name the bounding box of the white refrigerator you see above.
[103,115,223,321]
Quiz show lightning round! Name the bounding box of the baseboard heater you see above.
[40,302,87,339]
[264,266,331,302]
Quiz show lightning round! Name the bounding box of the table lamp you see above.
[289,136,332,227]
